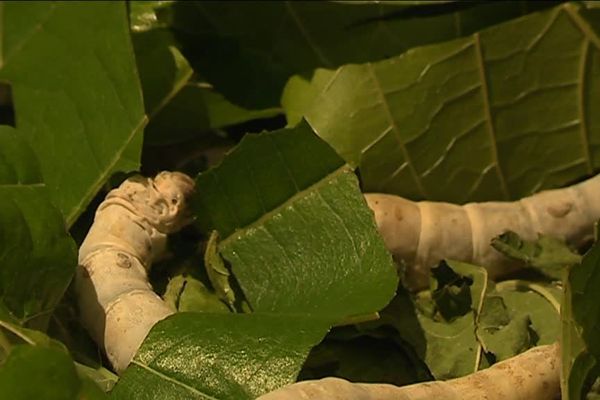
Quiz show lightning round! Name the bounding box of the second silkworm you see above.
[365,174,600,288]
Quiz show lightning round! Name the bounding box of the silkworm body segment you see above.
[258,343,559,400]
[76,172,195,373]
[366,175,600,288]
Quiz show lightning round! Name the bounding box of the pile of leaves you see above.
[1,1,600,399]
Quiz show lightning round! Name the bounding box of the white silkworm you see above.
[365,174,600,288]
[258,343,559,400]
[76,171,195,373]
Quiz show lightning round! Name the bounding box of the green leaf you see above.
[75,362,118,394]
[414,260,487,379]
[0,322,109,398]
[131,25,281,147]
[132,28,193,121]
[193,121,398,317]
[0,126,42,183]
[492,230,582,278]
[0,345,81,400]
[203,230,235,308]
[496,280,561,347]
[0,190,76,329]
[0,188,76,329]
[384,261,557,379]
[430,260,474,320]
[163,274,230,313]
[563,238,600,399]
[475,295,533,362]
[130,1,281,148]
[110,312,331,400]
[166,1,553,108]
[0,137,76,329]
[0,2,146,225]
[117,122,398,398]
[285,2,600,203]
[143,81,282,146]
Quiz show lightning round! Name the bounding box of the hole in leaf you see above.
[0,82,15,127]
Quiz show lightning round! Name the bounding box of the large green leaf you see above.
[110,313,331,400]
[0,127,76,330]
[0,1,145,225]
[194,121,398,317]
[163,1,553,108]
[285,2,600,203]
[563,238,600,399]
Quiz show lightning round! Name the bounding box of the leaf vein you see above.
[577,39,593,174]
[284,1,333,67]
[473,33,510,199]
[366,62,428,198]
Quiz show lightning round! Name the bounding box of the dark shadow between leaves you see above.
[0,81,15,128]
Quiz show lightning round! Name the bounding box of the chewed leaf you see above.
[496,280,561,347]
[414,260,487,379]
[393,260,560,379]
[476,295,533,362]
[492,230,582,278]
[430,261,474,320]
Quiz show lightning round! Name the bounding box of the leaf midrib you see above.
[366,61,428,198]
[473,32,510,200]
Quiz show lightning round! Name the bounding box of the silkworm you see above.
[258,343,559,400]
[365,174,600,288]
[76,171,195,373]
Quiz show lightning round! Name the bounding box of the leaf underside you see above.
[167,0,554,108]
[285,2,600,203]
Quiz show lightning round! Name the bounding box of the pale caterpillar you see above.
[76,171,195,373]
[365,174,600,289]
[258,343,559,400]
